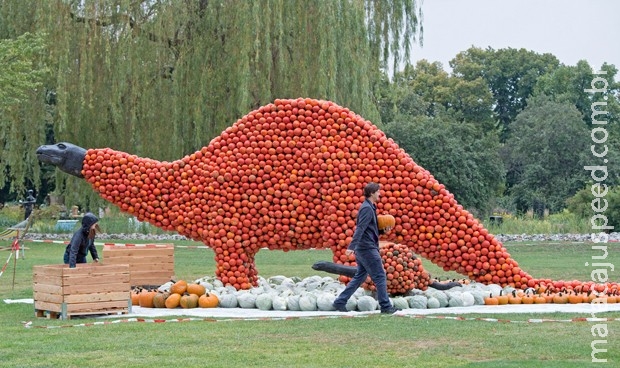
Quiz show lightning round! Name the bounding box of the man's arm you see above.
[347,204,372,251]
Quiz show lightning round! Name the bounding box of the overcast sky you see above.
[409,0,620,71]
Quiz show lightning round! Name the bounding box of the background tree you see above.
[451,47,560,141]
[567,186,620,231]
[533,61,620,187]
[378,60,495,130]
[503,95,590,214]
[0,0,423,208]
[378,61,502,213]
[0,31,49,199]
[384,116,504,214]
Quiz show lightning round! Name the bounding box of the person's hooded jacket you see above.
[63,212,99,268]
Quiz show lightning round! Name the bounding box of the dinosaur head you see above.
[36,142,86,178]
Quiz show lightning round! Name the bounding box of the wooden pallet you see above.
[102,244,174,287]
[33,264,131,320]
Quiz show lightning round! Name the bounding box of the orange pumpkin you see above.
[198,293,219,308]
[130,289,141,306]
[552,293,568,304]
[496,292,509,305]
[377,214,395,230]
[534,295,547,304]
[165,293,181,308]
[180,293,199,308]
[187,283,206,296]
[508,291,522,304]
[170,280,188,295]
[153,292,169,308]
[138,290,156,308]
[568,293,584,304]
[484,294,499,305]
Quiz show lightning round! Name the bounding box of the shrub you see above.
[567,186,620,231]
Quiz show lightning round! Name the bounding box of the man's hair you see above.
[363,182,380,198]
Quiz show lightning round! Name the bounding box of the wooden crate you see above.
[33,264,131,320]
[102,244,174,287]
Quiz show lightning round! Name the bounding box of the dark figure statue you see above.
[19,189,36,220]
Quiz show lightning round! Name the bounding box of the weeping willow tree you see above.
[0,0,422,208]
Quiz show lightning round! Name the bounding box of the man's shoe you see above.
[380,306,401,314]
[333,303,348,312]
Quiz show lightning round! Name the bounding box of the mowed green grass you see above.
[1,238,619,367]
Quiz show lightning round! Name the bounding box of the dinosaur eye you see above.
[57,143,66,149]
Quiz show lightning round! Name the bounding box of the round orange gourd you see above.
[484,294,499,306]
[131,290,141,306]
[138,290,156,308]
[198,293,219,308]
[521,295,534,304]
[552,293,568,304]
[187,283,206,296]
[377,214,396,230]
[496,292,509,305]
[153,292,169,308]
[170,280,188,295]
[508,291,522,304]
[165,293,181,308]
[568,293,584,304]
[534,295,547,304]
[180,293,199,308]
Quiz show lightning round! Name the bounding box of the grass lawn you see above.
[1,238,619,367]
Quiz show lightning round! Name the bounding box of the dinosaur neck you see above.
[83,147,214,233]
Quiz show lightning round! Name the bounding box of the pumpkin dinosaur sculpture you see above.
[37,98,617,295]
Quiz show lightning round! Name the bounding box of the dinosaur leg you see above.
[214,246,258,290]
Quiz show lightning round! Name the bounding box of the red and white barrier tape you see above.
[22,313,620,329]
[22,314,366,328]
[396,314,620,324]
[24,239,172,247]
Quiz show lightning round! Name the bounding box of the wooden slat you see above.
[131,270,174,277]
[131,276,173,285]
[63,282,130,294]
[33,274,63,285]
[34,301,62,313]
[66,309,129,318]
[33,292,63,304]
[103,256,174,265]
[103,248,173,257]
[128,264,174,272]
[64,291,130,304]
[62,264,130,276]
[65,300,129,312]
[33,283,63,294]
[62,273,130,286]
[32,265,64,277]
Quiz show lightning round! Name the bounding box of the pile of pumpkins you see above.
[484,289,619,305]
[131,280,219,309]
